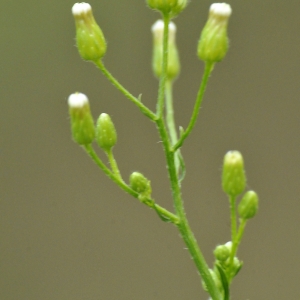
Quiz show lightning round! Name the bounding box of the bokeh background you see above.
[1,0,300,299]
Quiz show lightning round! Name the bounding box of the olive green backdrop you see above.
[1,0,300,299]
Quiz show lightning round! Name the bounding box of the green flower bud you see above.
[229,257,243,278]
[96,113,117,152]
[198,3,232,63]
[224,241,232,252]
[214,244,230,262]
[238,191,259,219]
[72,3,107,62]
[222,151,246,197]
[68,92,95,145]
[151,20,180,80]
[130,172,152,200]
[147,0,187,17]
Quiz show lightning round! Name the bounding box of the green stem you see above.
[165,80,177,144]
[106,149,123,182]
[153,18,221,299]
[83,144,179,224]
[229,218,247,279]
[165,80,180,173]
[173,62,214,151]
[155,118,222,300]
[94,60,157,121]
[153,203,180,225]
[156,14,170,118]
[230,195,237,242]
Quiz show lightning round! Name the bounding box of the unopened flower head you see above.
[198,3,232,63]
[96,113,117,152]
[151,20,180,80]
[224,241,232,250]
[68,92,95,145]
[222,150,246,197]
[130,172,152,198]
[72,3,107,62]
[147,0,188,17]
[238,190,259,219]
[214,244,230,262]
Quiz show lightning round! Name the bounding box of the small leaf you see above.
[216,263,229,300]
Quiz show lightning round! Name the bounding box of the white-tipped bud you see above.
[198,3,232,63]
[210,3,232,17]
[68,92,88,108]
[71,2,107,62]
[151,20,180,80]
[151,20,177,43]
[72,2,92,16]
[68,92,95,145]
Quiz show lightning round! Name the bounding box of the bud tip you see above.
[210,3,232,17]
[72,2,92,16]
[68,92,88,108]
[151,19,176,35]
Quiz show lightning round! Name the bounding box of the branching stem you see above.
[95,60,157,121]
[173,62,214,151]
[83,144,179,224]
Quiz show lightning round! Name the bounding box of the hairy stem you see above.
[106,149,123,182]
[165,80,181,174]
[156,14,170,118]
[95,60,157,121]
[173,62,214,151]
[83,144,179,224]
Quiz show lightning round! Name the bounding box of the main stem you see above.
[165,80,180,173]
[155,14,221,300]
[156,120,222,300]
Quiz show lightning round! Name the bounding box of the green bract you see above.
[198,3,232,63]
[72,3,107,62]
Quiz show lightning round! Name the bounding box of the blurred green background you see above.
[1,0,300,299]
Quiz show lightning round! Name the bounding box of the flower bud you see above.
[72,3,107,62]
[151,20,180,80]
[229,257,243,278]
[147,0,187,17]
[197,3,232,63]
[68,92,95,145]
[214,244,230,262]
[222,151,246,197]
[238,191,259,219]
[224,241,232,251]
[96,113,117,152]
[130,172,152,199]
